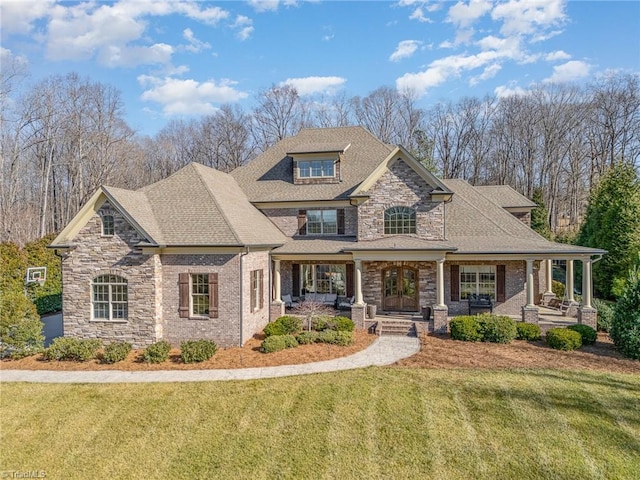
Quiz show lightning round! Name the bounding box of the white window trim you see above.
[300,264,347,295]
[101,214,115,237]
[190,274,210,318]
[298,159,335,178]
[306,209,338,235]
[459,265,496,300]
[91,275,128,322]
[251,270,262,312]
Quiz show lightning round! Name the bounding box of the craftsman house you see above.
[51,126,604,347]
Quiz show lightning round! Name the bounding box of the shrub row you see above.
[545,324,597,351]
[450,314,527,344]
[264,316,304,337]
[260,330,354,353]
[44,338,102,361]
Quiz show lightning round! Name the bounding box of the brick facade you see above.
[357,159,444,241]
[262,206,358,237]
[240,251,270,343]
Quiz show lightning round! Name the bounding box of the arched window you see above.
[102,215,114,236]
[92,275,128,320]
[384,207,416,234]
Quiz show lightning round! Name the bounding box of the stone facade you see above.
[262,206,358,237]
[357,160,444,241]
[362,261,436,312]
[510,211,531,227]
[61,202,160,348]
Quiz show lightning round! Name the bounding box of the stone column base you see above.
[521,306,539,324]
[351,304,366,330]
[541,292,556,306]
[270,301,284,321]
[578,307,597,330]
[563,301,579,318]
[433,306,448,334]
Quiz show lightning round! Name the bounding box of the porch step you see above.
[376,319,417,337]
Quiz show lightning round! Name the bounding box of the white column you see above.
[582,257,593,308]
[566,260,575,302]
[354,259,364,305]
[545,259,553,294]
[436,258,445,307]
[274,259,282,302]
[526,259,535,307]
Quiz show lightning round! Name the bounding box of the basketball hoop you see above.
[26,267,47,287]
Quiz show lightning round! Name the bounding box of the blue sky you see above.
[2,0,639,136]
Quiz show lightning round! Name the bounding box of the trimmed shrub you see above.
[334,316,355,332]
[478,315,517,344]
[515,322,542,341]
[264,316,303,337]
[180,340,218,363]
[44,338,101,361]
[592,298,613,332]
[333,331,354,346]
[552,280,565,299]
[449,316,482,342]
[316,330,338,344]
[311,315,333,331]
[296,331,318,345]
[260,335,287,353]
[101,342,132,364]
[142,340,172,363]
[0,293,45,358]
[610,266,640,359]
[546,328,582,351]
[282,334,299,349]
[567,324,597,345]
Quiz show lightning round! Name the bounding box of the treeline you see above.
[1,68,639,245]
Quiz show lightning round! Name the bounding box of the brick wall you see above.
[262,206,358,237]
[357,159,444,241]
[241,251,270,344]
[511,211,531,227]
[160,253,241,347]
[61,202,160,348]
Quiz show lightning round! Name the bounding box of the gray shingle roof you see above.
[474,185,537,208]
[231,126,394,202]
[442,179,604,255]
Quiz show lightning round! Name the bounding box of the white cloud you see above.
[280,76,346,96]
[98,43,174,68]
[248,0,298,13]
[233,15,254,40]
[544,60,591,83]
[139,75,249,116]
[182,29,211,53]
[492,0,566,37]
[447,0,492,28]
[0,0,55,35]
[390,40,422,62]
[494,83,527,98]
[470,63,501,85]
[545,50,571,61]
[409,7,433,23]
[237,26,254,41]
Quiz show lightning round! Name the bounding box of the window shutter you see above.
[450,265,460,301]
[496,265,506,302]
[337,209,345,235]
[209,273,219,318]
[259,269,264,309]
[297,210,307,236]
[292,263,300,297]
[346,263,354,297]
[179,273,190,318]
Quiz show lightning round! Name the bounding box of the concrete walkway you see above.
[0,336,420,384]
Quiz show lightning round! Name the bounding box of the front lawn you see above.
[1,368,639,479]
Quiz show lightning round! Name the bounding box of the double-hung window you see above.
[102,215,114,236]
[191,274,210,317]
[460,266,496,300]
[92,275,128,320]
[307,210,337,235]
[250,269,263,312]
[298,160,335,178]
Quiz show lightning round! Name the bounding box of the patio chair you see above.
[282,294,299,309]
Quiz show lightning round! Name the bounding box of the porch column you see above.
[582,257,593,308]
[436,258,445,307]
[566,260,575,302]
[273,259,282,302]
[354,259,364,305]
[544,259,553,294]
[526,259,535,307]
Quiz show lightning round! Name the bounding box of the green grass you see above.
[1,368,639,479]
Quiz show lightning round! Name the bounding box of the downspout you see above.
[239,246,250,346]
[53,249,70,335]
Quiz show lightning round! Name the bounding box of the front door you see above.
[383,267,419,311]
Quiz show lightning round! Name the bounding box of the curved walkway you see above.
[0,336,420,384]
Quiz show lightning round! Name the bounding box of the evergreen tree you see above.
[530,187,552,240]
[576,164,640,299]
[610,262,640,359]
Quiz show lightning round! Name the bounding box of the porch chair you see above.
[282,294,299,309]
[338,296,355,310]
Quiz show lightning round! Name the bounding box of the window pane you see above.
[94,303,109,319]
[322,160,334,176]
[299,161,310,177]
[102,215,114,235]
[311,161,323,177]
[384,207,416,234]
[191,274,210,316]
[192,295,209,316]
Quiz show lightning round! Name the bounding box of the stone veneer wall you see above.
[241,251,271,344]
[444,260,539,316]
[357,159,444,241]
[261,206,358,237]
[61,202,160,348]
[510,211,531,227]
[161,253,241,347]
[362,261,436,312]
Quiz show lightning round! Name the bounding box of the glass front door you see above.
[383,267,419,311]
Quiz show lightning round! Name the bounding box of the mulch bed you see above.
[396,332,640,374]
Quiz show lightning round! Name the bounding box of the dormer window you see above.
[102,215,115,236]
[298,159,335,178]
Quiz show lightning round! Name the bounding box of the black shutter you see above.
[337,209,345,235]
[496,265,506,302]
[209,273,219,318]
[179,273,190,318]
[450,265,460,301]
[298,210,307,236]
[346,263,354,297]
[292,263,300,296]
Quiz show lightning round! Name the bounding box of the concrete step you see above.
[377,320,417,337]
